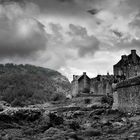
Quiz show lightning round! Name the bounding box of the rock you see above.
[63,110,84,119]
[129,133,137,138]
[56,106,80,112]
[80,107,93,111]
[83,122,91,129]
[0,107,42,123]
[87,102,103,109]
[106,109,121,115]
[63,111,73,119]
[0,101,11,112]
[36,112,52,133]
[107,123,132,134]
[112,122,124,128]
[121,117,128,122]
[67,132,84,140]
[101,118,109,125]
[0,101,11,107]
[89,109,105,117]
[101,95,113,107]
[112,91,119,110]
[72,111,85,118]
[83,129,101,137]
[101,120,112,126]
[69,121,80,131]
[43,127,67,140]
[49,113,63,126]
[41,111,51,125]
[67,132,78,139]
[92,115,100,121]
[44,127,62,137]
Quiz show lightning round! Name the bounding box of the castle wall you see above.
[90,77,113,95]
[71,80,79,97]
[127,65,140,78]
[71,73,91,96]
[78,76,90,93]
[114,50,140,80]
[90,80,104,95]
[114,66,122,76]
[112,91,119,110]
[116,76,140,113]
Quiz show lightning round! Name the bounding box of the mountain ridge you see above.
[0,63,71,106]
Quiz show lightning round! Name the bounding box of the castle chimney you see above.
[83,72,86,76]
[121,55,127,61]
[73,75,75,80]
[131,49,136,54]
[131,50,137,63]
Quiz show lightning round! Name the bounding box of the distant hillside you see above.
[0,63,71,106]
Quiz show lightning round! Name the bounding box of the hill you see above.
[0,63,71,106]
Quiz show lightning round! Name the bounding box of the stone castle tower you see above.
[113,50,140,81]
[71,72,91,97]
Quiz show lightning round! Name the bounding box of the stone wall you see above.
[116,76,140,113]
[71,79,79,97]
[90,75,114,95]
[127,65,140,78]
[78,75,90,93]
[113,50,140,80]
[71,75,79,97]
[71,73,91,97]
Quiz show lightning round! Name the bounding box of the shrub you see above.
[84,98,91,104]
[69,121,80,130]
[50,93,66,101]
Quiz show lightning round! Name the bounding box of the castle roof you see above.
[127,53,140,63]
[114,57,128,67]
[114,50,140,67]
[78,73,90,81]
[72,72,91,82]
[91,74,114,81]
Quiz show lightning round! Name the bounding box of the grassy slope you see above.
[0,63,71,106]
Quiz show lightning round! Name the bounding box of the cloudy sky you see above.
[0,0,140,80]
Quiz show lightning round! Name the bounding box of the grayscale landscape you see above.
[0,0,140,140]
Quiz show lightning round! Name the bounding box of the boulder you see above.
[89,109,105,117]
[0,107,42,123]
[0,101,11,112]
[82,129,102,137]
[72,111,85,118]
[87,102,105,109]
[68,121,80,130]
[44,127,62,137]
[48,112,63,126]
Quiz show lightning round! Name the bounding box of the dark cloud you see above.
[68,24,100,57]
[0,1,47,59]
[111,29,123,38]
[126,0,140,8]
[57,0,74,3]
[128,39,140,51]
[68,24,88,37]
[78,39,99,57]
[129,18,140,28]
[87,9,100,15]
[28,0,95,20]
[114,38,140,53]
[0,0,24,3]
[38,23,100,71]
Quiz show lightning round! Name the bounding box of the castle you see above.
[114,50,140,81]
[71,50,140,97]
[71,72,91,97]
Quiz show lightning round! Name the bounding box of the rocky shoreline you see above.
[0,97,140,140]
